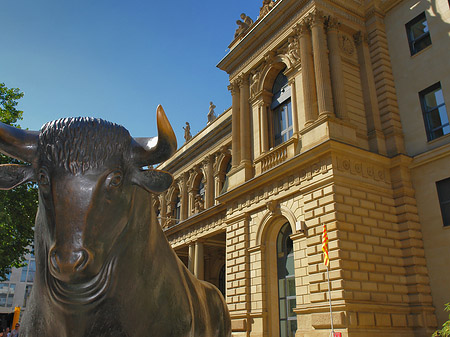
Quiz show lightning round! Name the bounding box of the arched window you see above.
[218,264,226,296]
[194,174,205,212]
[220,159,232,194]
[171,195,181,225]
[277,222,296,337]
[271,70,293,147]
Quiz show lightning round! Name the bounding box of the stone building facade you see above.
[157,0,450,336]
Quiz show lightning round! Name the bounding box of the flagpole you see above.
[322,224,335,337]
[327,266,334,337]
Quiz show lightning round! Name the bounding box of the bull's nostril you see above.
[74,249,89,272]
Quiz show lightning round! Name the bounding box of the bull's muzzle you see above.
[49,246,92,282]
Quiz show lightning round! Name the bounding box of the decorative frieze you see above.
[336,156,389,183]
[167,213,226,247]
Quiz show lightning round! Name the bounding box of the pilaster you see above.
[309,9,334,117]
[326,16,348,120]
[229,81,241,168]
[353,31,387,155]
[297,19,318,126]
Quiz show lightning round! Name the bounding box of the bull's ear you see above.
[0,164,35,190]
[131,168,173,194]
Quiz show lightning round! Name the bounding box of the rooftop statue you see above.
[0,106,231,337]
[234,13,253,39]
[183,121,192,142]
[208,101,216,123]
[259,0,276,18]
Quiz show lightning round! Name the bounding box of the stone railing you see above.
[255,137,298,174]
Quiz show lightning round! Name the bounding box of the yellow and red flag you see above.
[322,224,330,267]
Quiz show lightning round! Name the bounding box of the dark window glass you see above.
[436,177,450,227]
[199,180,205,200]
[406,12,432,55]
[173,196,181,224]
[27,260,36,282]
[272,71,293,147]
[0,283,8,307]
[277,223,297,337]
[21,264,28,282]
[419,83,449,141]
[6,284,15,307]
[218,264,226,296]
[220,160,232,194]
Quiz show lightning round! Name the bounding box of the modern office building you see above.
[0,253,35,328]
[156,0,450,336]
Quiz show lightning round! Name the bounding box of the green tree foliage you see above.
[0,83,38,280]
[433,303,450,337]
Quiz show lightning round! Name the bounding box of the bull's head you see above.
[0,106,176,296]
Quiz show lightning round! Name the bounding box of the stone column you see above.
[187,170,195,217]
[228,81,241,168]
[297,20,318,126]
[205,155,214,209]
[260,102,269,153]
[194,241,204,280]
[180,172,188,221]
[239,75,251,166]
[354,31,387,155]
[288,77,299,135]
[326,17,348,120]
[310,9,334,116]
[188,244,195,274]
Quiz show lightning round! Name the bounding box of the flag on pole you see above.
[322,224,330,267]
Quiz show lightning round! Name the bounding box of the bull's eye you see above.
[38,169,50,187]
[106,171,123,188]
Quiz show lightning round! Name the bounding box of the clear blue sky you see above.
[1,0,263,143]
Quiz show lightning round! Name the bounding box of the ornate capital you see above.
[326,16,340,31]
[296,19,311,36]
[308,9,325,27]
[227,81,240,95]
[237,73,249,87]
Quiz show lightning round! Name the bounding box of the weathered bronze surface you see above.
[0,106,231,337]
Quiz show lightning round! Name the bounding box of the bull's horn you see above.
[132,105,177,166]
[0,122,39,163]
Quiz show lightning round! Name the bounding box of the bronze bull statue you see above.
[0,106,231,337]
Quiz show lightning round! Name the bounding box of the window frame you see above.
[436,177,450,227]
[276,222,297,337]
[419,82,449,141]
[405,12,432,56]
[270,70,293,148]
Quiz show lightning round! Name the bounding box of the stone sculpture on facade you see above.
[0,106,231,337]
[234,13,253,38]
[183,121,192,142]
[259,0,275,18]
[208,101,216,123]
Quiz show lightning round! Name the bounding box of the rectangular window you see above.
[406,12,432,55]
[21,264,28,282]
[420,82,449,141]
[0,283,15,307]
[436,177,450,227]
[27,260,36,282]
[6,284,15,307]
[0,283,8,307]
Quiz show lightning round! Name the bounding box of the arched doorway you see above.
[276,222,297,337]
